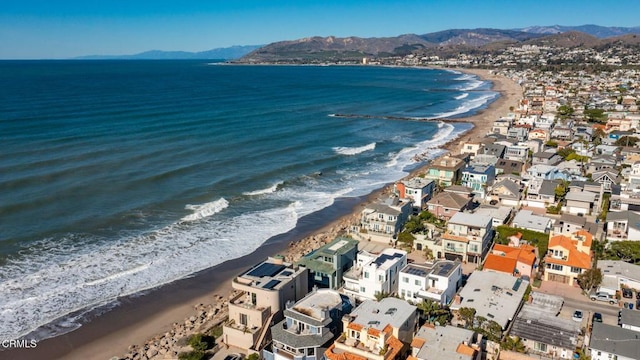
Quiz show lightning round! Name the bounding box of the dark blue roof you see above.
[262,279,281,290]
[247,262,286,278]
[373,253,403,267]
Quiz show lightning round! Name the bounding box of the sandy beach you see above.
[5,68,522,360]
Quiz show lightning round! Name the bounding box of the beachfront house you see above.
[398,260,462,305]
[342,248,407,301]
[296,237,358,290]
[395,177,435,210]
[423,155,465,187]
[263,288,354,360]
[359,196,412,242]
[223,256,309,352]
[543,230,593,285]
[492,118,511,136]
[325,298,417,360]
[461,164,495,199]
[441,212,493,264]
[461,141,483,159]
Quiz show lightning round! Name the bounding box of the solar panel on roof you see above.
[513,278,523,291]
[281,271,292,277]
[262,279,281,289]
[247,263,286,278]
[405,266,427,277]
[373,253,403,266]
[436,263,454,276]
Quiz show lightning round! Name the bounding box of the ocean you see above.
[0,61,496,341]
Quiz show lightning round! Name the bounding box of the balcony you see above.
[229,292,265,311]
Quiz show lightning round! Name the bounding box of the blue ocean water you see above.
[0,61,495,340]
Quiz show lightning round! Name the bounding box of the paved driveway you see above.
[537,281,620,326]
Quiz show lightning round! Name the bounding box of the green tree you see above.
[418,299,452,325]
[606,241,640,263]
[458,307,476,329]
[557,105,574,119]
[554,180,569,200]
[584,108,607,123]
[577,268,603,294]
[501,336,527,353]
[557,148,576,160]
[178,350,206,360]
[247,354,260,360]
[397,231,415,246]
[545,140,558,148]
[614,136,639,147]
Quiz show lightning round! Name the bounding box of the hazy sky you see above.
[2,0,639,59]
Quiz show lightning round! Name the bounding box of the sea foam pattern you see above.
[0,62,493,340]
[333,142,376,155]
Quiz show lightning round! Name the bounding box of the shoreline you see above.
[6,68,522,360]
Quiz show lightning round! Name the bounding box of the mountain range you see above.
[74,45,262,60]
[239,25,640,63]
[74,25,640,61]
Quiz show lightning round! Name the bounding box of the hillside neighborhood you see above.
[123,39,640,360]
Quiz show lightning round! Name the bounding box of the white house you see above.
[398,260,462,305]
[342,248,407,301]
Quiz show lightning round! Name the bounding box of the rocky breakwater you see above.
[117,294,231,360]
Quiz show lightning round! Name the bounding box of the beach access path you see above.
[8,68,522,360]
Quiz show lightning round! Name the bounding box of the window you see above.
[551,264,563,271]
[571,267,582,273]
[415,279,421,286]
[403,277,409,283]
[379,275,384,282]
[364,272,369,279]
[360,286,366,293]
[251,292,257,305]
[534,342,547,352]
[240,313,248,326]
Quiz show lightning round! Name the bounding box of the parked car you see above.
[593,312,603,323]
[590,291,617,305]
[636,291,640,300]
[622,288,633,298]
[573,310,583,322]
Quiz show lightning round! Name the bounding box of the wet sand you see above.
[5,67,521,360]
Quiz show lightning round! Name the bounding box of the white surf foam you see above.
[181,198,229,222]
[243,181,283,196]
[333,142,376,156]
[0,203,299,341]
[454,92,469,100]
[433,93,498,119]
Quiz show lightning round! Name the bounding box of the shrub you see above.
[188,333,214,352]
[178,350,206,360]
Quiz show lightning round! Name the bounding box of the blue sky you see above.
[1,0,639,59]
